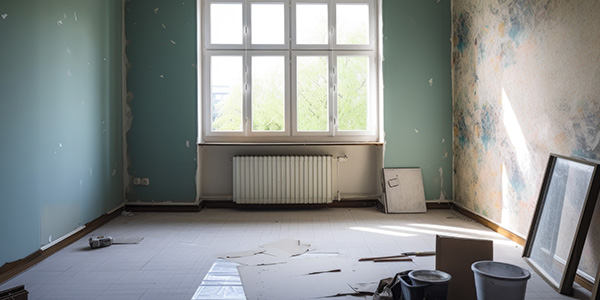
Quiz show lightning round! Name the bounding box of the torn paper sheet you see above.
[349,282,380,294]
[238,256,391,300]
[218,249,265,259]
[112,237,144,244]
[260,238,311,257]
[225,253,287,266]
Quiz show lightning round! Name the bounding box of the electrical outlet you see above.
[141,178,150,186]
[133,178,141,185]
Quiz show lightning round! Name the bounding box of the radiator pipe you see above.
[336,155,348,201]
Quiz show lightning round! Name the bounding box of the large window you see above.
[201,0,378,142]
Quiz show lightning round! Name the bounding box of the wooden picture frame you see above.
[593,264,600,300]
[523,154,600,295]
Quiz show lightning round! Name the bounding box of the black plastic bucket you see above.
[397,270,451,300]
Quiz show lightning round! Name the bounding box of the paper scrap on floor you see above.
[349,282,380,294]
[259,237,312,257]
[225,253,287,266]
[217,249,266,259]
[238,256,392,300]
[112,237,144,244]
[218,238,311,266]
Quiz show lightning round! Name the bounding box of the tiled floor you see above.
[0,207,592,299]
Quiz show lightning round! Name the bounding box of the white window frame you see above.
[200,0,380,143]
[248,51,291,137]
[203,51,247,137]
[204,0,246,50]
[332,51,377,136]
[331,0,376,50]
[291,51,333,137]
[291,0,332,50]
[248,0,290,50]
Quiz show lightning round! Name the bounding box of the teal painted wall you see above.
[382,0,452,200]
[0,0,123,265]
[125,0,198,203]
[123,0,452,202]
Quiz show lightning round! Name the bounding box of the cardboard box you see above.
[435,235,493,300]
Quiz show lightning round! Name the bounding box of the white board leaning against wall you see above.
[382,168,427,213]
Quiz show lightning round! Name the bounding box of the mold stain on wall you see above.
[452,0,600,279]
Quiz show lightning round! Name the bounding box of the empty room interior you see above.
[1,0,599,299]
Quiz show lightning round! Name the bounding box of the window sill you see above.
[198,141,384,146]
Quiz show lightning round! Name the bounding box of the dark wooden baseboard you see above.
[425,201,454,209]
[0,207,123,285]
[124,200,449,211]
[124,204,201,212]
[451,204,527,246]
[201,199,379,210]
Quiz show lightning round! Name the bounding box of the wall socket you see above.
[133,178,150,186]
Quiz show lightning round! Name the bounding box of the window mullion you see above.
[329,0,335,49]
[244,53,250,136]
[330,51,337,136]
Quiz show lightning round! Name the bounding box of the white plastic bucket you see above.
[471,261,531,300]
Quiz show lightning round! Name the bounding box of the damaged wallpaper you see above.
[452,0,600,278]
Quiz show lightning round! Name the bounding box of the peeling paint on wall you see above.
[453,0,600,279]
[438,167,445,200]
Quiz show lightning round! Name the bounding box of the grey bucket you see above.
[471,261,531,300]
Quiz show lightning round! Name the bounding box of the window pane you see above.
[252,56,285,131]
[210,56,243,131]
[210,3,243,44]
[297,56,328,131]
[251,3,285,45]
[296,4,328,45]
[337,56,369,131]
[336,4,369,45]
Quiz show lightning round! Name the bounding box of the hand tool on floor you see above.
[89,236,113,249]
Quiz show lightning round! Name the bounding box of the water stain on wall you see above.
[453,0,600,280]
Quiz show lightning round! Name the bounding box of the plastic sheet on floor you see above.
[191,259,246,300]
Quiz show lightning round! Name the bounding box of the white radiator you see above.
[233,155,333,204]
